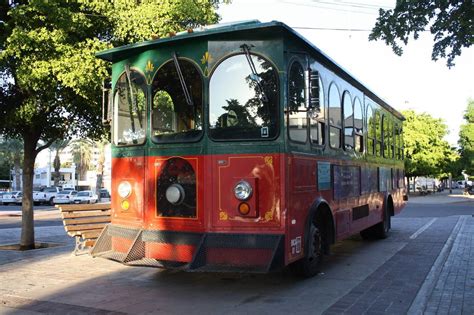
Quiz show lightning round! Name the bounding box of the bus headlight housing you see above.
[234,180,253,201]
[118,181,132,198]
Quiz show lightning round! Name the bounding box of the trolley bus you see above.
[92,20,407,277]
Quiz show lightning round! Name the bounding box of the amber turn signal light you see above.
[238,202,250,215]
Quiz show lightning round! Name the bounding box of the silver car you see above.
[73,190,98,204]
[54,190,78,204]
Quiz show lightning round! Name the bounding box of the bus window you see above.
[382,115,387,157]
[343,91,353,151]
[366,105,375,155]
[209,54,278,140]
[288,61,307,143]
[375,111,382,157]
[328,83,341,149]
[354,97,363,152]
[151,59,203,142]
[113,70,147,146]
[310,73,325,146]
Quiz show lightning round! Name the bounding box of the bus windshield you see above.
[113,70,147,146]
[209,54,279,140]
[151,59,203,142]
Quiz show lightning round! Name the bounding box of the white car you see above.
[73,190,98,204]
[54,190,78,204]
[2,191,22,205]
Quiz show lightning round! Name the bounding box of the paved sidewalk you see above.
[0,195,473,314]
[408,189,474,204]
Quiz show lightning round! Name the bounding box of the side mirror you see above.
[102,80,112,126]
[306,69,320,111]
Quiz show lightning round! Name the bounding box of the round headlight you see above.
[118,181,132,198]
[234,180,253,201]
[166,184,185,205]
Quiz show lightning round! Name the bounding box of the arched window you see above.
[288,61,307,143]
[209,53,279,140]
[366,105,375,155]
[113,69,147,146]
[151,59,203,142]
[310,72,325,146]
[354,97,363,152]
[343,91,353,151]
[328,83,341,149]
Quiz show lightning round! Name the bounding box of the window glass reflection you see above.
[113,70,146,146]
[328,83,341,148]
[152,59,203,142]
[288,61,307,143]
[209,54,278,140]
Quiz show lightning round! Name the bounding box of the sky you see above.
[217,0,474,146]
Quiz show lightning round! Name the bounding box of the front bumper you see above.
[91,224,284,273]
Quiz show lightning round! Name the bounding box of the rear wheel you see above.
[360,205,390,240]
[49,197,55,206]
[291,220,324,277]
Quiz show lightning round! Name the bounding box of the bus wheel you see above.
[292,221,323,277]
[360,205,390,240]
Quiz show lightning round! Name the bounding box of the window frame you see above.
[150,58,205,144]
[328,82,342,149]
[309,71,325,147]
[112,68,148,147]
[366,104,375,155]
[287,58,308,144]
[342,90,354,151]
[353,97,364,153]
[208,52,280,142]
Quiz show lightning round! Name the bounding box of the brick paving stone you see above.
[424,216,474,315]
[324,216,460,315]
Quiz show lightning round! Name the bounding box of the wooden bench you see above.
[56,203,111,255]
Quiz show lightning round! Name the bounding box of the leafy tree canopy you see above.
[0,0,226,249]
[369,0,473,67]
[458,99,474,175]
[402,110,458,178]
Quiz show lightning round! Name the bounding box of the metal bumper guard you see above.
[91,224,284,273]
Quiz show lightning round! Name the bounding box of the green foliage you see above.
[458,99,474,175]
[402,110,458,178]
[0,0,226,247]
[369,1,473,67]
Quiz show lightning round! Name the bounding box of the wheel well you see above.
[314,203,335,246]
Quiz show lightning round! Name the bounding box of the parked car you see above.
[0,191,8,205]
[33,186,62,205]
[457,181,465,189]
[54,190,78,204]
[2,191,22,205]
[99,189,110,202]
[73,190,98,204]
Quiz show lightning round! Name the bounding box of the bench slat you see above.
[57,203,111,212]
[61,210,111,219]
[63,217,111,225]
[65,223,108,232]
[82,230,103,239]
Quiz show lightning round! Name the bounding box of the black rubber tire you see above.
[360,206,390,240]
[291,221,324,278]
[49,198,55,206]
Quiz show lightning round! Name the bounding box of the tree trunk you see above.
[20,137,38,250]
[53,152,60,187]
[14,152,21,190]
